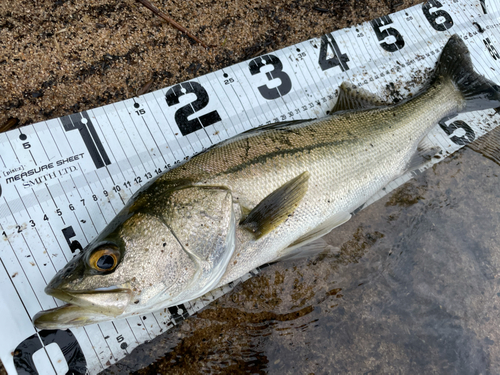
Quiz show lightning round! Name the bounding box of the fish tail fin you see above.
[436,34,500,113]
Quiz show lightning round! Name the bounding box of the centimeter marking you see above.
[0,0,499,374]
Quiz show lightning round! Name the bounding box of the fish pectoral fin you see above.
[331,82,386,113]
[406,137,443,172]
[240,171,310,239]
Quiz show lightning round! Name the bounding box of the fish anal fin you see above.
[240,171,310,239]
[406,138,442,172]
[331,83,386,113]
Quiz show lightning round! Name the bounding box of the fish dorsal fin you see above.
[240,171,310,238]
[406,137,442,172]
[331,82,386,113]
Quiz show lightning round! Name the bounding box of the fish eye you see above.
[89,246,120,272]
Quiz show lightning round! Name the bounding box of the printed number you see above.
[2,231,6,238]
[438,119,475,145]
[145,172,153,179]
[61,111,111,169]
[92,194,98,201]
[80,199,85,206]
[134,176,142,184]
[480,0,487,14]
[22,142,31,149]
[30,220,35,227]
[43,214,49,221]
[124,181,131,188]
[165,82,222,136]
[62,226,83,254]
[103,190,108,197]
[13,330,87,374]
[370,16,405,52]
[318,34,350,71]
[422,0,454,32]
[69,204,75,211]
[56,208,62,216]
[224,78,234,85]
[248,55,292,100]
[16,225,22,233]
[135,109,146,116]
[484,38,500,61]
[155,168,162,174]
[112,185,121,193]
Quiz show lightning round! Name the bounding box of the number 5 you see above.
[370,15,405,52]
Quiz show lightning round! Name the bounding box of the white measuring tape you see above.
[1,1,499,373]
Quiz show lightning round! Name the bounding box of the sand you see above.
[0,0,421,129]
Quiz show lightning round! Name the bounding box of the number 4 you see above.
[318,34,350,72]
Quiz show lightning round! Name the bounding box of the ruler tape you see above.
[1,0,499,373]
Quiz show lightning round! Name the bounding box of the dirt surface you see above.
[0,0,422,130]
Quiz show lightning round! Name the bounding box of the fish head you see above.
[34,201,201,329]
[34,183,236,329]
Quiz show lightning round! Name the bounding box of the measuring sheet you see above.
[1,0,499,373]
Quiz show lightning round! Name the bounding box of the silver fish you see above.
[34,35,500,329]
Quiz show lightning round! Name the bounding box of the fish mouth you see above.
[33,287,133,329]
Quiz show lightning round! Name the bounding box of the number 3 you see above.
[248,55,292,100]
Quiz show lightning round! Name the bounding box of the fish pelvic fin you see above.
[275,238,339,262]
[240,171,310,239]
[331,82,387,113]
[286,211,351,249]
[271,211,350,262]
[436,34,500,112]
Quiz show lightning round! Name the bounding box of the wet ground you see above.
[99,139,500,374]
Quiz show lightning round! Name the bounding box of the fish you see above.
[33,35,500,329]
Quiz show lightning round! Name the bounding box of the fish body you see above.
[171,78,461,286]
[34,35,500,329]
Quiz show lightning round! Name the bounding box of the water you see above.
[105,144,500,374]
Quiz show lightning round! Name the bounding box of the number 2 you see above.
[165,82,222,137]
